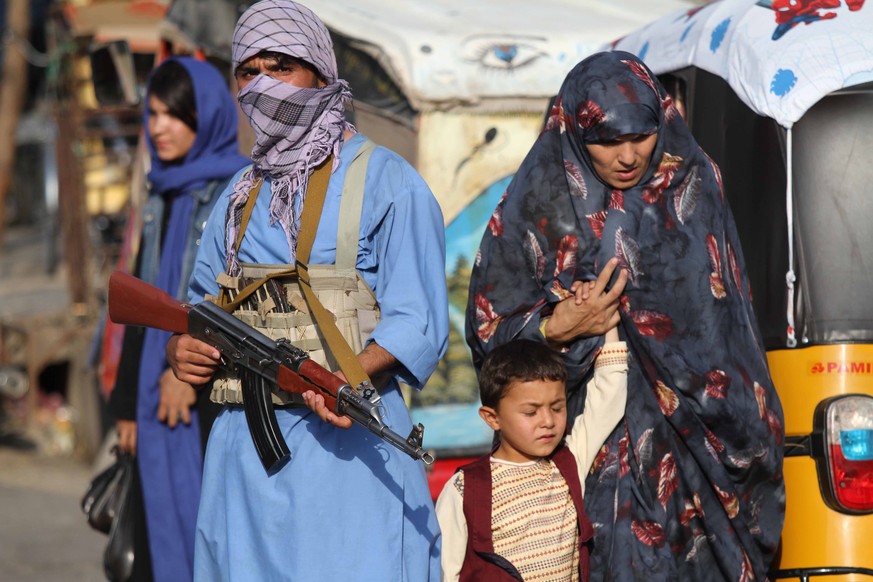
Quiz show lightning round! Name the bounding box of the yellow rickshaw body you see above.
[770,345,873,579]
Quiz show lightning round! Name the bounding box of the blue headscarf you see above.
[467,51,785,581]
[144,56,249,195]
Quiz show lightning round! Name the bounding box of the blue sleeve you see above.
[363,151,449,389]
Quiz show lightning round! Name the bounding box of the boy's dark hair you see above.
[479,339,567,408]
[149,60,197,132]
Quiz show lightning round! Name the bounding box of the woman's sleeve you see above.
[187,179,237,303]
[435,472,467,582]
[365,154,449,389]
[565,342,628,480]
[467,295,603,397]
[108,326,145,420]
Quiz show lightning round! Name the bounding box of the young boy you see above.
[436,328,627,581]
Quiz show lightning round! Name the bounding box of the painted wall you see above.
[408,109,545,451]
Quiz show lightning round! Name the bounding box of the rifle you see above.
[107,271,435,473]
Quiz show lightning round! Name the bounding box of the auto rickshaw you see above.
[612,0,873,578]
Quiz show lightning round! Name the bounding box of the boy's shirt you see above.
[435,342,628,582]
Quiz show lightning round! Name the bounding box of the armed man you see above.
[162,1,448,579]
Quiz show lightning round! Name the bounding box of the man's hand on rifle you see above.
[302,342,397,430]
[166,333,222,386]
[302,390,354,429]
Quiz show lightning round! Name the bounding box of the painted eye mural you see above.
[461,35,548,71]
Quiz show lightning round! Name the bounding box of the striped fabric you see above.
[594,344,628,369]
[458,459,581,581]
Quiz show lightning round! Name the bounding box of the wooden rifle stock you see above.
[108,271,190,334]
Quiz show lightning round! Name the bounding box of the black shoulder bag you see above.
[80,446,136,581]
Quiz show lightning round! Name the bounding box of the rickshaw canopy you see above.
[611,0,873,127]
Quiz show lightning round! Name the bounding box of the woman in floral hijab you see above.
[466,51,785,581]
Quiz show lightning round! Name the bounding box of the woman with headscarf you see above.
[466,51,785,581]
[110,57,248,581]
[163,1,447,580]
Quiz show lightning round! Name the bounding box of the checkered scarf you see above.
[224,0,354,275]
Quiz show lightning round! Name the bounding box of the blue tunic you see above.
[188,133,448,581]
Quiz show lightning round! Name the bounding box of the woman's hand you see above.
[157,369,197,428]
[545,257,628,344]
[117,420,137,455]
[166,333,221,385]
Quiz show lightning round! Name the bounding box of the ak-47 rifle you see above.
[107,271,434,473]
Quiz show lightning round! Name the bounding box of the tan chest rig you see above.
[208,141,378,406]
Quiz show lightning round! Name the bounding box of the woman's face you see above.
[147,95,196,163]
[586,133,658,189]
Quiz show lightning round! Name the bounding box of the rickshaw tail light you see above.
[828,443,873,510]
[813,395,873,514]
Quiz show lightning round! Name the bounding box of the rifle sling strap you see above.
[235,174,263,256]
[295,262,368,389]
[295,155,333,265]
